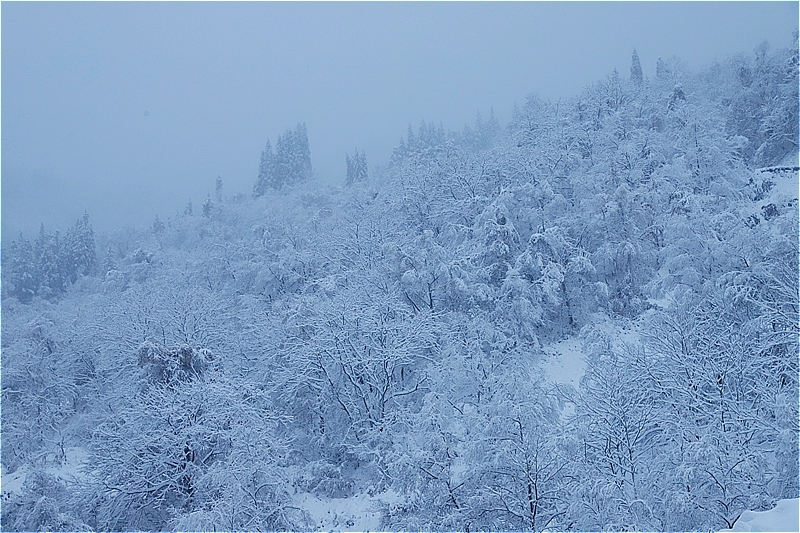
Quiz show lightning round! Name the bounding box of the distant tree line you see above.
[345,148,368,185]
[253,123,312,195]
[4,214,97,302]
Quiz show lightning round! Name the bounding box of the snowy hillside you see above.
[2,38,798,532]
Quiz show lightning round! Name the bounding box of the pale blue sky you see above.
[3,2,797,238]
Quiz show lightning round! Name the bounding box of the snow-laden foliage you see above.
[2,40,797,531]
[254,123,313,195]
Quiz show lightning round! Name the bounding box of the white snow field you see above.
[541,335,585,387]
[1,446,89,498]
[720,498,799,532]
[292,489,402,531]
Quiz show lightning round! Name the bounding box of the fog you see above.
[2,1,796,239]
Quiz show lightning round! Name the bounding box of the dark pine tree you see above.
[152,215,166,234]
[254,123,312,194]
[5,233,38,302]
[62,213,97,283]
[254,139,275,197]
[631,49,643,85]
[202,194,213,218]
[34,225,65,297]
[215,175,223,202]
[346,148,368,186]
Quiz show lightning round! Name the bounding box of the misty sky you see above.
[2,2,797,239]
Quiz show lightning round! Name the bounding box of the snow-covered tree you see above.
[254,123,313,194]
[346,148,368,185]
[84,343,304,530]
[4,233,38,302]
[62,213,97,283]
[202,193,213,218]
[630,49,643,85]
[215,175,223,202]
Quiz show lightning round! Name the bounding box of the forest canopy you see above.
[2,39,798,532]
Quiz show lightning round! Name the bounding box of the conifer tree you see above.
[476,108,501,150]
[656,56,669,80]
[5,233,38,302]
[102,245,117,274]
[630,49,643,85]
[152,215,165,234]
[254,139,275,196]
[202,194,213,218]
[215,175,223,203]
[291,122,313,183]
[346,148,368,185]
[63,213,97,282]
[274,123,312,187]
[34,225,65,296]
[253,124,312,195]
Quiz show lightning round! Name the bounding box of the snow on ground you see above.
[541,336,585,387]
[720,498,799,532]
[1,446,89,498]
[292,489,401,531]
[540,317,642,419]
[756,166,798,206]
[541,316,640,388]
[540,335,585,417]
[1,465,28,497]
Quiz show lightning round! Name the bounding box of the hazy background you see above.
[3,2,797,239]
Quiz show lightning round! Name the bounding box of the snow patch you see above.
[293,489,400,531]
[1,446,89,498]
[1,465,28,496]
[541,336,584,418]
[541,318,641,387]
[541,336,584,387]
[541,318,643,418]
[720,498,799,532]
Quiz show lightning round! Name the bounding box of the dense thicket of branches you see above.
[2,40,797,531]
